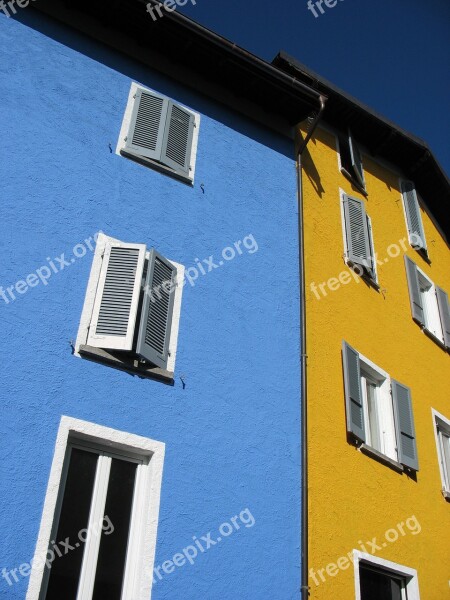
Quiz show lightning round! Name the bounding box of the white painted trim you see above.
[26,417,165,600]
[432,408,450,494]
[116,81,200,183]
[75,232,184,374]
[353,550,420,600]
[77,455,111,600]
[416,267,445,344]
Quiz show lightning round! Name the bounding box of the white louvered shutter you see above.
[160,101,195,177]
[87,242,146,350]
[401,181,427,251]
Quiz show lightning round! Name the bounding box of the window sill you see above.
[442,490,450,502]
[79,344,174,385]
[359,443,404,473]
[422,327,447,351]
[120,149,193,186]
[340,167,368,197]
[345,259,379,290]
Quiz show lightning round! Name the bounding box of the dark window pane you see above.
[92,458,137,600]
[360,564,404,600]
[44,448,98,600]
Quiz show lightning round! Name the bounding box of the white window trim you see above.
[432,408,450,497]
[116,81,200,183]
[416,267,445,345]
[339,189,378,285]
[26,416,165,600]
[353,550,420,600]
[356,353,398,462]
[75,232,184,374]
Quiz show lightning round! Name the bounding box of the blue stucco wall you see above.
[0,11,301,600]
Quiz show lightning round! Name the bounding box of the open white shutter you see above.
[87,242,146,350]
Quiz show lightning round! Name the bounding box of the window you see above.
[354,552,420,600]
[116,82,200,183]
[341,192,377,283]
[27,417,165,600]
[400,180,427,255]
[342,341,419,471]
[75,233,184,381]
[404,255,450,349]
[338,129,366,193]
[432,410,450,499]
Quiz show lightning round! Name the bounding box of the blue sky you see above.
[179,0,450,175]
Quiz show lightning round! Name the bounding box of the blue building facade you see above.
[0,5,319,599]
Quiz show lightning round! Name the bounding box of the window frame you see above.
[75,232,184,383]
[416,267,445,345]
[26,416,165,600]
[358,355,398,462]
[337,130,367,196]
[353,551,420,600]
[432,409,450,500]
[116,82,200,184]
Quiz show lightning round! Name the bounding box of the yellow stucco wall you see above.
[301,124,450,599]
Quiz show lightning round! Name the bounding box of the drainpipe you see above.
[297,95,326,600]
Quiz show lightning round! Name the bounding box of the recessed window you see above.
[27,417,165,600]
[360,563,408,600]
[432,410,450,499]
[341,192,378,284]
[342,341,419,471]
[75,233,184,382]
[354,552,420,600]
[116,82,200,184]
[404,256,450,349]
[338,129,366,194]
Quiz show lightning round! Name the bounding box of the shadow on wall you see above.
[11,6,295,160]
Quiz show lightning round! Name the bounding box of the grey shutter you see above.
[88,242,146,351]
[404,256,425,326]
[342,341,366,442]
[124,88,169,161]
[348,130,365,187]
[343,195,372,274]
[137,250,177,369]
[161,101,195,177]
[401,181,427,251]
[392,380,419,470]
[436,286,450,348]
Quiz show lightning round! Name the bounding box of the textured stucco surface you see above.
[0,12,301,600]
[303,125,450,599]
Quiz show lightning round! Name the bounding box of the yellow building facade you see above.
[301,121,450,599]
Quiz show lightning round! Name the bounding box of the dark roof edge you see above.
[143,0,326,105]
[274,51,450,189]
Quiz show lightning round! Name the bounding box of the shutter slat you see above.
[401,181,427,251]
[136,250,177,369]
[343,195,372,275]
[404,256,425,326]
[342,341,366,442]
[392,380,419,470]
[125,89,169,161]
[87,243,146,351]
[161,102,194,177]
[436,286,450,348]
